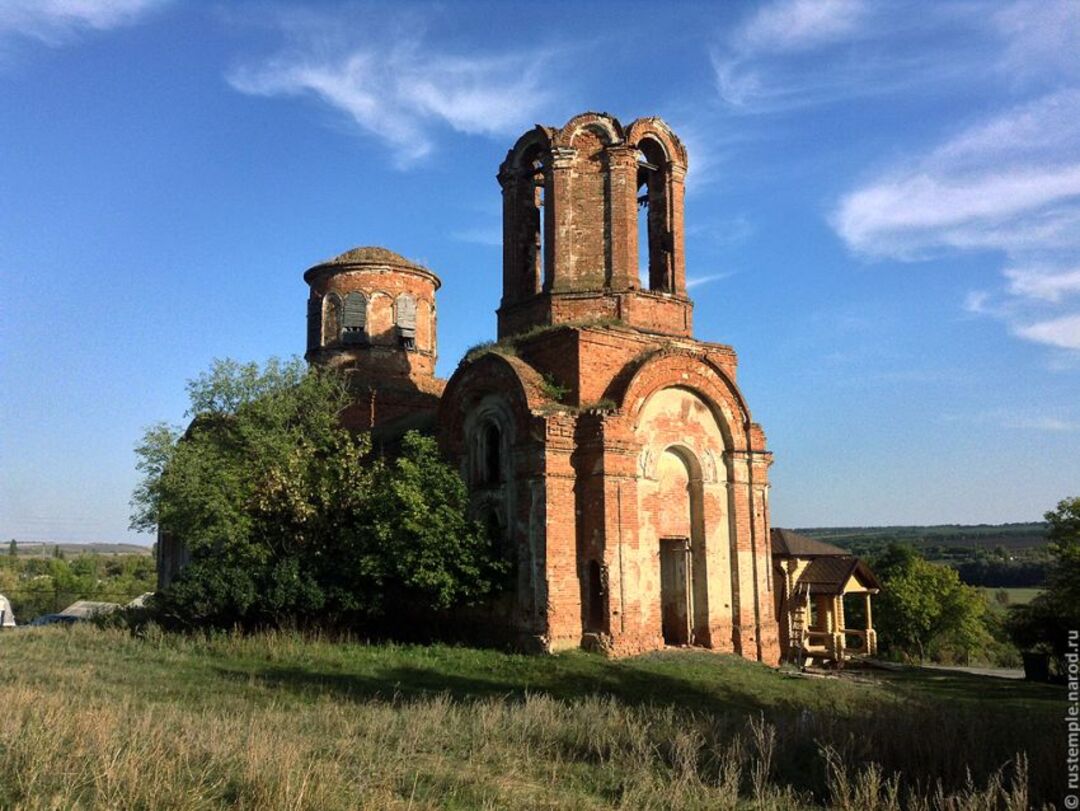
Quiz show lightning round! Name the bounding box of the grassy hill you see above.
[0,626,1062,809]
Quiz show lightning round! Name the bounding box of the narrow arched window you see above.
[587,560,605,631]
[533,158,547,291]
[483,422,502,485]
[322,293,343,345]
[306,295,322,352]
[395,294,417,350]
[637,139,673,293]
[342,292,367,344]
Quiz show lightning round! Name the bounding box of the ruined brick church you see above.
[302,113,782,664]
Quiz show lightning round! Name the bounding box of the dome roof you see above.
[324,246,424,269]
[304,245,439,287]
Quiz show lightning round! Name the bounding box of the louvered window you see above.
[395,294,417,350]
[307,296,322,351]
[342,292,367,344]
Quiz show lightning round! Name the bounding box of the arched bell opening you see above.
[636,137,674,294]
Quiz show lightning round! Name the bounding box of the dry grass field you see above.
[0,625,1064,809]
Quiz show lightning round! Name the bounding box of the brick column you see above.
[702,479,735,653]
[668,164,687,297]
[546,147,576,293]
[605,144,640,291]
[727,450,758,658]
[749,450,780,665]
[541,412,581,650]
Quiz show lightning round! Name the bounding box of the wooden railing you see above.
[798,628,871,657]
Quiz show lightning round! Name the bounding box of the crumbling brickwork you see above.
[304,246,443,433]
[305,113,781,664]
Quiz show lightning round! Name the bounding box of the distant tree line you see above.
[953,559,1048,587]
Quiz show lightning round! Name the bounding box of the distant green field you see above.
[980,586,1042,605]
[798,523,1047,552]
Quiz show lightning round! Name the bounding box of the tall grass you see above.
[0,626,1061,809]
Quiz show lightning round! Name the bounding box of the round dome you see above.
[304,245,440,288]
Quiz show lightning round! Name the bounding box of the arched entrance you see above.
[656,447,707,645]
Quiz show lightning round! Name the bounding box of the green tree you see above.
[1007,497,1080,670]
[873,544,989,662]
[134,357,501,630]
[7,539,15,558]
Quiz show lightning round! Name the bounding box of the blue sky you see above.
[2,0,1079,544]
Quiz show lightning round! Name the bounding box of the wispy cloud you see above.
[835,90,1080,259]
[733,0,868,54]
[1005,266,1080,303]
[0,0,167,46]
[686,272,734,290]
[450,226,502,247]
[710,0,968,112]
[1006,415,1079,432]
[942,408,1078,432]
[227,10,561,168]
[834,84,1080,354]
[1012,314,1080,351]
[994,0,1080,79]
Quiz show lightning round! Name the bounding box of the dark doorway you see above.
[660,536,691,645]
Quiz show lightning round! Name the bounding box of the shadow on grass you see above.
[862,663,1063,710]
[210,651,832,718]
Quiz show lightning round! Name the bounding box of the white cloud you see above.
[228,19,557,168]
[733,0,868,54]
[836,164,1080,258]
[994,0,1080,79]
[0,0,166,45]
[713,0,1080,113]
[713,0,872,109]
[1013,314,1080,350]
[710,0,972,112]
[833,86,1080,355]
[1005,266,1080,303]
[686,272,734,289]
[835,89,1080,258]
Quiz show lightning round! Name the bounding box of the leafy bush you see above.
[134,357,503,631]
[872,544,997,663]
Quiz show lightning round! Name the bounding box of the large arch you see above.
[437,351,551,449]
[610,348,755,452]
[625,117,688,168]
[634,386,733,648]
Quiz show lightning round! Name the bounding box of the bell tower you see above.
[496,113,692,340]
